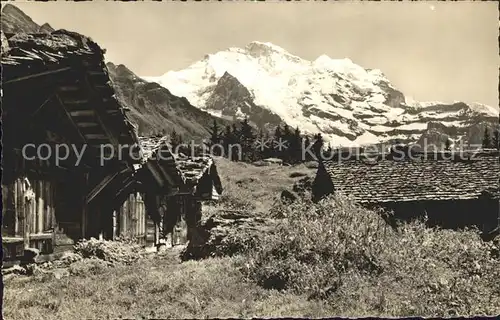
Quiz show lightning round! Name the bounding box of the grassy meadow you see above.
[3,157,499,319]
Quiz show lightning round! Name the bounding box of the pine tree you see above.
[482,128,491,149]
[304,135,312,161]
[289,126,303,164]
[209,120,220,144]
[274,125,282,139]
[260,129,273,160]
[239,118,256,162]
[255,128,267,160]
[207,120,222,156]
[222,125,234,160]
[271,125,282,159]
[312,133,324,160]
[492,128,499,149]
[281,124,293,162]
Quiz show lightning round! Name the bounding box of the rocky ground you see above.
[2,238,155,282]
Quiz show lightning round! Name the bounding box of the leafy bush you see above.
[240,195,500,316]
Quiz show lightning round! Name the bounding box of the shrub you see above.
[240,195,500,316]
[242,196,389,293]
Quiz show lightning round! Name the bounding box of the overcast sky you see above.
[11,1,500,107]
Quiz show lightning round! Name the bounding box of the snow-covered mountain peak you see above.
[245,41,288,54]
[142,41,498,147]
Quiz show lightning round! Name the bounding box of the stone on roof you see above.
[321,150,499,203]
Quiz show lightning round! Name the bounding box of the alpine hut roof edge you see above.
[318,149,499,204]
[2,29,141,164]
[137,136,223,196]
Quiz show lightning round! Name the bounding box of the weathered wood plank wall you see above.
[2,177,57,255]
[113,192,150,245]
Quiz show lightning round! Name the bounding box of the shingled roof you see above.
[174,154,223,195]
[320,150,499,203]
[136,136,223,196]
[2,30,140,162]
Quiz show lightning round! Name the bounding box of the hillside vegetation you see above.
[3,159,499,319]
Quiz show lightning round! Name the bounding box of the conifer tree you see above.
[271,125,282,159]
[255,128,267,160]
[492,128,499,149]
[223,125,236,160]
[282,124,293,162]
[304,135,312,161]
[289,126,303,164]
[482,128,491,149]
[312,133,324,160]
[207,120,222,156]
[240,118,256,162]
[209,120,220,144]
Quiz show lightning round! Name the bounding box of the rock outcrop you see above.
[181,211,279,260]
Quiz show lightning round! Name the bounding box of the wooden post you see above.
[30,180,36,235]
[130,194,136,240]
[122,200,127,237]
[112,210,117,240]
[37,180,44,233]
[17,179,24,237]
[141,196,146,242]
[82,173,89,239]
[45,181,51,232]
[33,180,39,234]
[25,190,31,249]
[14,179,19,237]
[51,184,57,250]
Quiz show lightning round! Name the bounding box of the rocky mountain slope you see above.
[107,63,230,140]
[1,4,54,34]
[1,4,227,141]
[144,41,498,148]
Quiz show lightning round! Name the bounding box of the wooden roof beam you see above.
[81,74,121,149]
[30,93,55,117]
[54,93,88,144]
[62,99,89,105]
[69,110,95,117]
[145,162,165,188]
[156,163,177,187]
[3,67,72,85]
[58,85,81,92]
[86,170,121,204]
[85,133,109,140]
[93,110,120,148]
[77,122,100,128]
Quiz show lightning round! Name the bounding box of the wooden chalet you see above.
[135,138,223,246]
[312,147,500,234]
[1,30,150,262]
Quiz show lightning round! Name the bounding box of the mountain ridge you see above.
[144,41,498,147]
[1,4,55,34]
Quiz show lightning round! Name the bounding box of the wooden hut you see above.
[1,30,144,262]
[135,139,223,247]
[311,148,500,234]
[169,154,223,245]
